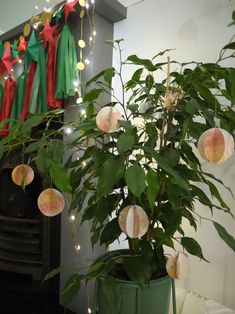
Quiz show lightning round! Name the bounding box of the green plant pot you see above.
[95,250,172,314]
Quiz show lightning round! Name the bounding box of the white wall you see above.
[111,0,235,310]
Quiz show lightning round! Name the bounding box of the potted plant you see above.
[1,11,235,314]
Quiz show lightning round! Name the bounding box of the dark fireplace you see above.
[0,154,67,314]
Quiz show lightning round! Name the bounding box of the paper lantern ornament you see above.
[96,106,122,133]
[118,205,149,238]
[166,252,190,280]
[12,164,34,186]
[198,128,234,164]
[37,188,65,217]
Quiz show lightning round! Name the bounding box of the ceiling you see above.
[0,0,144,35]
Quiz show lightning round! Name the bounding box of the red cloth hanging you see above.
[47,35,62,109]
[0,77,16,136]
[19,61,37,120]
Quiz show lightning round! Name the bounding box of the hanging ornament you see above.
[118,205,149,238]
[1,46,13,75]
[77,61,85,71]
[78,39,86,48]
[11,164,34,186]
[96,106,122,133]
[64,0,78,21]
[37,188,65,217]
[23,23,31,37]
[162,92,183,109]
[18,37,28,53]
[166,252,190,280]
[197,128,234,164]
[79,0,86,7]
[41,11,52,26]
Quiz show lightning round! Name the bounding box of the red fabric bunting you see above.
[19,61,37,120]
[64,0,78,21]
[41,20,57,48]
[0,46,13,76]
[0,77,16,136]
[47,34,62,109]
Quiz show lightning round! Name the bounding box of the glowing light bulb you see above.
[46,0,50,2]
[18,59,22,64]
[64,127,74,135]
[44,7,47,11]
[75,244,81,251]
[73,80,79,87]
[89,36,93,42]
[78,39,86,48]
[81,109,86,116]
[35,5,39,9]
[77,62,85,71]
[76,97,83,104]
[93,30,96,36]
[88,308,92,314]
[85,58,90,65]
[11,69,14,72]
[34,24,38,29]
[91,0,95,4]
[86,3,89,9]
[70,215,76,221]
[82,161,87,167]
[4,76,8,80]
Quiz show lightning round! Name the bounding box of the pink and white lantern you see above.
[197,128,234,164]
[166,252,190,280]
[96,106,122,133]
[118,205,149,238]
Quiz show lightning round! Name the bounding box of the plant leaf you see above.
[125,164,146,198]
[213,222,235,251]
[117,133,135,154]
[49,160,72,193]
[181,237,208,261]
[61,274,82,306]
[146,169,160,209]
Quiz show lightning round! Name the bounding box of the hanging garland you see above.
[0,0,96,135]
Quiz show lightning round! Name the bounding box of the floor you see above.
[0,270,75,314]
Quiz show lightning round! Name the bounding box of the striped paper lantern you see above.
[166,252,190,280]
[96,106,122,133]
[198,128,234,164]
[11,164,34,186]
[37,188,65,217]
[118,205,149,238]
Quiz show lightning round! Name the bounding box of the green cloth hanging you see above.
[55,24,79,99]
[12,41,18,59]
[0,83,4,110]
[9,72,27,129]
[27,30,43,63]
[28,48,47,114]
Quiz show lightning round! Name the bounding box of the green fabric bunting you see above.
[12,40,18,59]
[9,72,28,129]
[55,24,79,99]
[27,30,42,63]
[28,48,47,114]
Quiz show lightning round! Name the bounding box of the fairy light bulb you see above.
[89,36,93,42]
[70,215,76,221]
[79,0,86,7]
[64,126,74,135]
[4,76,7,80]
[75,244,81,251]
[73,80,79,87]
[91,0,95,3]
[85,58,90,65]
[93,30,96,36]
[76,97,83,104]
[46,0,50,2]
[81,109,86,116]
[77,62,85,71]
[88,308,92,314]
[35,5,39,9]
[78,39,86,48]
[86,3,89,9]
[18,59,22,64]
[82,161,87,167]
[44,7,47,11]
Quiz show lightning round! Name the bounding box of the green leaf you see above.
[42,265,64,284]
[104,68,115,86]
[144,147,189,191]
[47,140,64,162]
[117,133,135,154]
[100,218,121,245]
[207,180,230,211]
[83,88,103,102]
[131,68,143,81]
[35,148,51,174]
[86,70,105,87]
[146,74,154,90]
[97,156,125,198]
[127,55,156,71]
[223,42,235,50]
[61,274,82,306]
[181,237,208,261]
[22,115,42,130]
[49,160,72,193]
[213,222,235,252]
[124,256,150,285]
[163,149,180,168]
[125,164,146,198]
[146,169,160,209]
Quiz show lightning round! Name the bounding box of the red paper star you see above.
[1,46,13,75]
[18,38,28,53]
[41,20,57,48]
[64,0,78,21]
